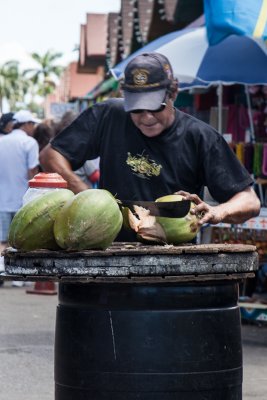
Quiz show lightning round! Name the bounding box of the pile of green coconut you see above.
[8,189,200,251]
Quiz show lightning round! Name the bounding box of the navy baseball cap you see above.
[0,113,15,130]
[0,112,15,125]
[121,52,174,112]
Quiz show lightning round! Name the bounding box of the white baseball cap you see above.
[13,110,41,124]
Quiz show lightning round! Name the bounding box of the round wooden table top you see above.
[2,242,258,283]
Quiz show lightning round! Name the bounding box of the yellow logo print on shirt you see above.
[126,152,162,179]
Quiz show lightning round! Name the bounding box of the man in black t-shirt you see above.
[40,52,260,238]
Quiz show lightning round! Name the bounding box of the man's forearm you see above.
[40,144,91,194]
[217,188,261,224]
[60,170,91,193]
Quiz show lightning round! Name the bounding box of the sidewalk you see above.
[0,282,266,400]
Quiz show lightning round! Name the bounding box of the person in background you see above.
[34,122,55,153]
[55,110,77,134]
[40,52,260,241]
[0,110,40,286]
[0,113,16,138]
[75,158,100,189]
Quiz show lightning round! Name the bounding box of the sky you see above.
[0,0,121,67]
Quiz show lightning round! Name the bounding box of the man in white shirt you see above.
[0,110,40,283]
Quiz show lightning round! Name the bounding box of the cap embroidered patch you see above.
[132,69,149,86]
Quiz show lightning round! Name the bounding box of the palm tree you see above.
[24,50,63,97]
[0,61,22,113]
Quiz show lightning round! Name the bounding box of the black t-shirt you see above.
[51,98,253,204]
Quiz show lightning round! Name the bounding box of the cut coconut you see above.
[126,195,200,245]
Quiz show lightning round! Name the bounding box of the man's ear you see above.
[169,79,179,100]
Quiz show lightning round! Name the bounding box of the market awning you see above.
[85,77,119,100]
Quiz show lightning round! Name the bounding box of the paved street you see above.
[0,281,266,400]
[0,282,56,400]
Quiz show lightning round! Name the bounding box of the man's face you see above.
[24,121,36,136]
[129,96,175,138]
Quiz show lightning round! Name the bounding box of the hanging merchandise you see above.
[235,143,245,164]
[262,143,267,176]
[253,142,264,176]
[253,111,267,139]
[250,85,267,140]
[244,143,254,173]
[226,104,250,142]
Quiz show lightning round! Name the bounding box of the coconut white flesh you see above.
[127,205,167,243]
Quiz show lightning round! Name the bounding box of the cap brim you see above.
[123,88,167,112]
[14,118,41,124]
[30,118,41,124]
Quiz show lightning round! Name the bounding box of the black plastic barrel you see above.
[55,281,242,399]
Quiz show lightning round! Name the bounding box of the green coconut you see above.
[8,189,74,251]
[54,189,123,250]
[127,194,200,245]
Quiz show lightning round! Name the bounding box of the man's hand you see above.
[175,187,260,226]
[175,191,225,226]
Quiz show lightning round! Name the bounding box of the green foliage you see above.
[0,49,63,112]
[24,50,63,96]
[27,101,44,118]
[0,61,27,112]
